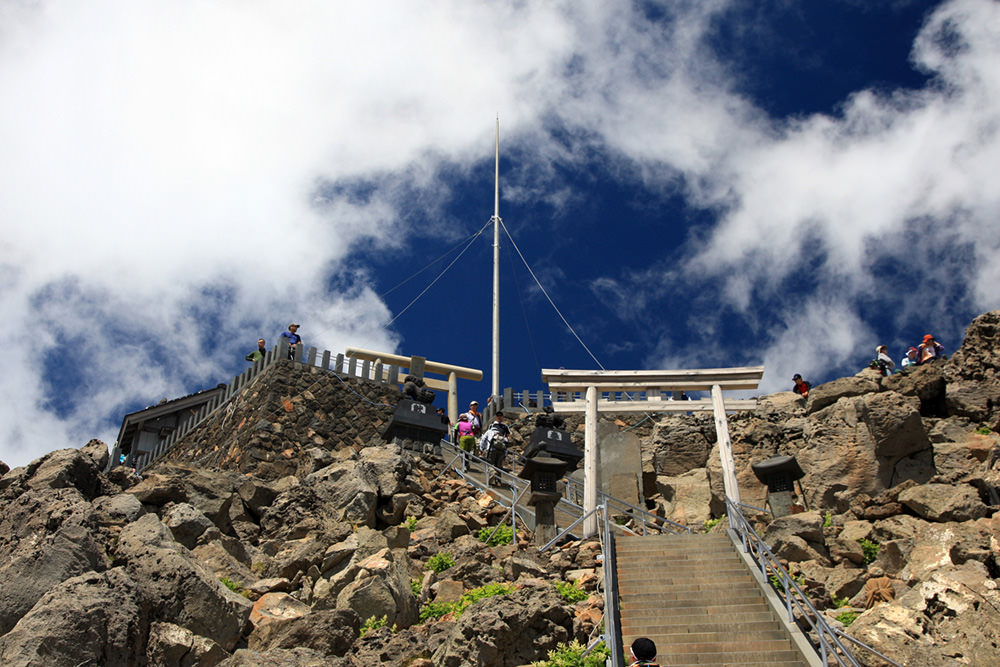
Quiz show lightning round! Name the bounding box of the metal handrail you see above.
[725,497,902,667]
[562,474,691,535]
[599,503,625,667]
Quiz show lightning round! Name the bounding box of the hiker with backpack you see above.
[872,345,895,376]
[480,412,511,483]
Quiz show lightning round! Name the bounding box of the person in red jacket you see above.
[792,374,811,398]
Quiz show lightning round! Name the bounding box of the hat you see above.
[289,322,299,328]
[630,637,657,661]
[793,374,802,381]
[459,414,468,421]
[923,334,934,342]
[495,411,504,417]
[470,400,479,406]
[907,347,917,354]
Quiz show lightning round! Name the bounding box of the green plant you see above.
[832,595,850,608]
[418,582,516,621]
[703,516,723,531]
[478,523,514,546]
[405,515,419,531]
[858,538,880,565]
[219,577,251,599]
[410,578,422,596]
[532,639,610,667]
[425,551,456,573]
[554,580,588,603]
[975,425,993,435]
[823,511,833,528]
[768,571,805,594]
[835,610,860,627]
[360,614,387,638]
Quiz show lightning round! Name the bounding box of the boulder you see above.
[430,582,573,666]
[115,514,252,651]
[24,447,105,499]
[335,548,418,628]
[218,647,343,666]
[648,417,713,476]
[655,467,713,526]
[146,621,228,667]
[0,568,147,667]
[763,511,829,564]
[898,483,988,522]
[164,502,217,549]
[248,608,359,655]
[127,473,189,506]
[806,375,880,414]
[92,492,146,527]
[249,592,312,628]
[0,521,108,635]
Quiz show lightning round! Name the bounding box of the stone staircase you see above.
[617,532,813,666]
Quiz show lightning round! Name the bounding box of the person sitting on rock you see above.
[792,374,811,398]
[918,334,944,364]
[875,345,895,376]
[901,346,919,370]
[629,637,659,666]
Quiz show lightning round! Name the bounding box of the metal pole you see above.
[491,116,500,401]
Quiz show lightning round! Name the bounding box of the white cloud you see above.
[2,0,998,468]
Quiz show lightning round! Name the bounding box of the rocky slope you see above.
[1,311,998,666]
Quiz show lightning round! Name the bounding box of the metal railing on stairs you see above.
[725,497,903,667]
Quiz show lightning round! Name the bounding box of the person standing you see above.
[281,323,302,359]
[245,338,267,363]
[480,412,511,483]
[466,400,482,436]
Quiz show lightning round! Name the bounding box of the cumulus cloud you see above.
[1,0,997,467]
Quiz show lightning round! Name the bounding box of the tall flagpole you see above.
[491,116,501,402]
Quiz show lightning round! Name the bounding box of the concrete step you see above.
[657,650,807,665]
[615,534,811,667]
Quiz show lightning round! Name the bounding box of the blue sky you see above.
[2,0,999,468]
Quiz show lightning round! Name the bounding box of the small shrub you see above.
[768,571,805,594]
[554,580,588,603]
[219,577,251,599]
[858,538,880,565]
[832,595,850,608]
[410,578,422,596]
[360,614,387,638]
[703,516,723,531]
[532,639,610,667]
[823,511,833,528]
[405,515,419,531]
[425,552,456,573]
[975,425,993,435]
[419,582,516,622]
[835,610,860,627]
[478,524,514,546]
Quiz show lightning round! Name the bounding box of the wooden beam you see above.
[541,366,763,391]
[347,347,483,381]
[545,379,762,392]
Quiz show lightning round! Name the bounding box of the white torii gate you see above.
[541,366,765,537]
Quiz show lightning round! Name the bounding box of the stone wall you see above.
[159,360,407,480]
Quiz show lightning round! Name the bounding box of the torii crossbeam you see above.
[541,366,764,537]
